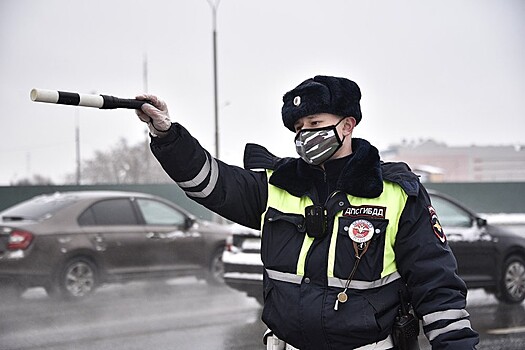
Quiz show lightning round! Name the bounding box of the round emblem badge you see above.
[347,219,375,243]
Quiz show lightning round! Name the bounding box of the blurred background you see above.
[1,0,524,186]
[1,2,525,349]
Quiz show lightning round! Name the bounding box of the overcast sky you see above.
[1,0,524,185]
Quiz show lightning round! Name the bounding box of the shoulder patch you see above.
[428,205,446,243]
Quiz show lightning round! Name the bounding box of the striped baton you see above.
[30,89,149,109]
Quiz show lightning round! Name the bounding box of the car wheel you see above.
[57,257,98,300]
[206,248,225,285]
[497,255,525,304]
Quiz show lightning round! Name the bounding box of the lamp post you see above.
[75,108,81,185]
[207,0,223,224]
[207,0,220,159]
[74,90,97,185]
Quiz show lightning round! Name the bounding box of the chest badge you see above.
[346,219,375,243]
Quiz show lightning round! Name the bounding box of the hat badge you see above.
[293,96,301,106]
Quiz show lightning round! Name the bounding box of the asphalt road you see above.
[0,278,524,350]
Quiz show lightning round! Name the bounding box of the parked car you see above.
[0,191,238,300]
[223,191,525,304]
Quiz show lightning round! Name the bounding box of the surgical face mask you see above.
[295,119,344,165]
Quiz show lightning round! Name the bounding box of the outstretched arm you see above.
[135,94,267,230]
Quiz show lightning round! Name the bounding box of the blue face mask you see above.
[295,119,344,165]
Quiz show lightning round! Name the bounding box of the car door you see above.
[430,194,497,286]
[78,197,158,275]
[134,198,203,273]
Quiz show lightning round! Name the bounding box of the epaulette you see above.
[243,143,290,171]
[381,161,420,197]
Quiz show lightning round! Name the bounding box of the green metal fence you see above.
[0,182,524,217]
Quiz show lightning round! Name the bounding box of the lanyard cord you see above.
[334,241,370,311]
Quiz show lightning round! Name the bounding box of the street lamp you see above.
[207,0,220,159]
[75,107,81,185]
[74,90,97,185]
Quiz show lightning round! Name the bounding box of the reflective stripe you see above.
[422,309,470,326]
[177,153,212,188]
[178,155,219,198]
[267,268,401,291]
[425,319,473,341]
[328,271,401,289]
[326,214,339,278]
[296,235,314,276]
[266,269,303,284]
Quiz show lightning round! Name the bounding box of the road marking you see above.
[487,326,525,335]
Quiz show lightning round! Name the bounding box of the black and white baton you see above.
[30,88,149,109]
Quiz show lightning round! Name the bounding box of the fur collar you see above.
[269,138,384,198]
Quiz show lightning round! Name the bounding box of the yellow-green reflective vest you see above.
[262,169,408,281]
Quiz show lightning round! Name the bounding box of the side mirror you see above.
[185,217,195,229]
[476,217,487,228]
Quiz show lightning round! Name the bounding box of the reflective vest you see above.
[261,169,408,288]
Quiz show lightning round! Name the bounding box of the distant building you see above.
[381,140,525,182]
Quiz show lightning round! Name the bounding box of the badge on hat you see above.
[293,96,301,106]
[346,219,375,243]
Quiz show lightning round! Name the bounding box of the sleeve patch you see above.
[428,205,446,243]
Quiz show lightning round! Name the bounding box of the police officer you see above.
[135,75,479,350]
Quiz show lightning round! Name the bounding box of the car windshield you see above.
[0,193,78,221]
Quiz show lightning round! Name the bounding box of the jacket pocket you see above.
[261,277,304,348]
[334,217,389,280]
[261,207,306,273]
[323,289,383,345]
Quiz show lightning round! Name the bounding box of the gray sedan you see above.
[0,191,237,299]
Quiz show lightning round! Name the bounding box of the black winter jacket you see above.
[150,123,479,350]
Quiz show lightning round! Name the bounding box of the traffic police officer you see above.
[135,75,479,349]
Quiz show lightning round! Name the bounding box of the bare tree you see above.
[11,174,54,186]
[66,138,172,184]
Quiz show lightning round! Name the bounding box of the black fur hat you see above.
[281,75,362,131]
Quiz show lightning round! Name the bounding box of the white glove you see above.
[135,94,172,137]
